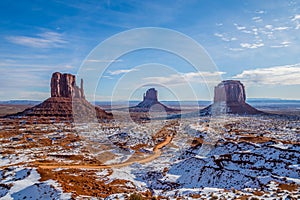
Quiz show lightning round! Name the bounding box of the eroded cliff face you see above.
[201,80,262,115]
[7,72,112,121]
[143,88,158,102]
[214,80,246,104]
[131,88,179,113]
[50,72,84,98]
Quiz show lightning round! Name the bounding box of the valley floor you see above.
[0,112,299,199]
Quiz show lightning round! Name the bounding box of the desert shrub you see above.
[129,193,143,200]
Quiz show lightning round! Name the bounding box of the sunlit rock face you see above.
[130,88,180,114]
[214,80,246,104]
[137,88,159,108]
[51,72,84,99]
[6,72,112,121]
[201,80,262,115]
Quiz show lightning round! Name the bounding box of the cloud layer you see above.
[233,63,300,85]
[144,71,225,86]
[6,32,67,48]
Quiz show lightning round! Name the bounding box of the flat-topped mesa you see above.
[201,80,262,115]
[51,72,84,98]
[214,80,246,104]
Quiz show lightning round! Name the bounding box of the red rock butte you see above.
[130,88,180,112]
[51,72,85,99]
[201,80,262,115]
[6,72,112,122]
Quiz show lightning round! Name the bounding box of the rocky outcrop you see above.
[214,80,245,104]
[130,88,179,113]
[143,88,158,102]
[51,72,84,98]
[201,80,262,115]
[136,88,159,108]
[6,72,112,122]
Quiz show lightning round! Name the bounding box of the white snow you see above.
[0,167,71,200]
[108,165,147,190]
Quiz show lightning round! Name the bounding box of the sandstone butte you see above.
[130,88,180,112]
[201,80,262,115]
[6,72,113,122]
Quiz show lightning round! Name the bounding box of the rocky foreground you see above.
[0,114,299,199]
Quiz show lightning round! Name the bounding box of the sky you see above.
[0,0,300,101]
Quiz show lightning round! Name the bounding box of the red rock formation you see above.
[201,80,262,115]
[51,72,84,98]
[131,88,179,113]
[7,72,112,122]
[143,88,158,102]
[214,80,246,103]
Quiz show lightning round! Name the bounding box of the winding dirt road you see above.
[35,135,173,170]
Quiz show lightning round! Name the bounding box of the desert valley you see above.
[1,1,300,199]
[0,72,299,199]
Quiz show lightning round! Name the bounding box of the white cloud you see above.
[233,63,300,85]
[265,24,273,29]
[270,41,291,48]
[255,10,265,14]
[228,48,243,51]
[234,23,246,30]
[144,71,225,86]
[214,33,236,42]
[214,33,223,37]
[281,41,290,45]
[291,15,300,29]
[252,28,258,35]
[264,25,289,31]
[108,68,139,75]
[6,31,67,48]
[242,30,252,34]
[291,14,300,21]
[240,42,264,49]
[272,26,289,31]
[86,59,122,63]
[102,75,113,79]
[252,16,262,23]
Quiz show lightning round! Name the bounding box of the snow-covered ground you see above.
[0,167,71,199]
[0,114,299,199]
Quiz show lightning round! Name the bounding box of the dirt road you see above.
[36,135,173,169]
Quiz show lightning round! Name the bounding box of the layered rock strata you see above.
[201,80,261,115]
[6,72,112,121]
[131,88,179,112]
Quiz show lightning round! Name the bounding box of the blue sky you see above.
[0,0,300,101]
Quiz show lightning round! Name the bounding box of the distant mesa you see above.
[137,88,158,108]
[130,88,180,112]
[201,80,262,115]
[6,72,112,122]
